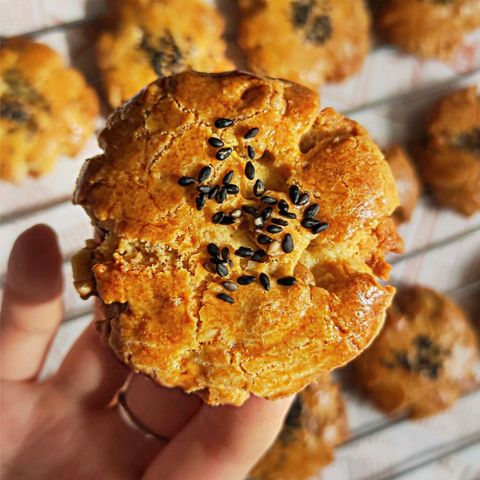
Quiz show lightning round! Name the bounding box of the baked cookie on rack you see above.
[248,377,348,480]
[374,0,480,60]
[72,71,403,406]
[417,86,480,216]
[97,0,234,108]
[238,0,370,91]
[384,145,421,225]
[355,286,479,419]
[0,38,99,184]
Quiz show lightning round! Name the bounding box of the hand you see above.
[1,225,293,480]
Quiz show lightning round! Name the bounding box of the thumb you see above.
[142,395,293,480]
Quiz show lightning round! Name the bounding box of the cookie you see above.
[417,86,480,216]
[355,286,479,419]
[238,0,370,91]
[375,0,480,60]
[249,377,348,480]
[97,0,234,108]
[72,71,403,406]
[0,38,99,184]
[384,145,421,225]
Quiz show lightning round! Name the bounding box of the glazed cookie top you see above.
[239,0,370,91]
[73,71,402,405]
[355,286,479,419]
[0,38,98,184]
[97,0,234,108]
[249,377,348,480]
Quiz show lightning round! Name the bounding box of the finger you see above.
[53,306,130,408]
[1,225,63,381]
[124,374,203,439]
[142,395,294,480]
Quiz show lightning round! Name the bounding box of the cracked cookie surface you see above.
[248,376,348,480]
[97,0,234,108]
[0,38,99,184]
[238,0,370,91]
[73,71,402,405]
[417,86,480,216]
[355,286,479,419]
[374,0,480,60]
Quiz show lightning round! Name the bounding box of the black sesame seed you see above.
[277,276,297,287]
[197,185,212,194]
[278,199,289,211]
[223,170,234,185]
[301,218,321,229]
[208,137,224,148]
[179,176,196,186]
[267,225,283,234]
[216,148,233,161]
[242,206,258,215]
[298,193,310,205]
[217,293,235,304]
[223,281,238,292]
[279,211,297,219]
[282,234,294,253]
[226,184,240,194]
[222,247,230,262]
[220,216,236,225]
[245,161,255,180]
[229,260,234,268]
[247,145,255,160]
[259,273,270,291]
[252,249,266,262]
[230,209,243,218]
[311,222,329,234]
[254,216,264,228]
[198,166,212,183]
[244,127,259,140]
[216,187,228,204]
[238,275,256,286]
[217,264,229,277]
[258,235,274,245]
[212,212,225,224]
[207,243,220,258]
[254,179,265,197]
[215,118,234,129]
[208,185,220,199]
[196,193,207,211]
[235,247,255,258]
[305,204,320,218]
[261,196,278,205]
[210,258,227,265]
[289,185,300,204]
[203,263,215,273]
[261,207,274,221]
[272,218,289,226]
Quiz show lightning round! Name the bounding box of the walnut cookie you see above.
[72,71,403,406]
[416,86,480,216]
[374,0,480,60]
[355,286,479,419]
[248,376,348,480]
[238,0,370,91]
[0,38,99,184]
[97,0,234,108]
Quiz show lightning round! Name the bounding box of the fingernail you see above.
[6,224,63,303]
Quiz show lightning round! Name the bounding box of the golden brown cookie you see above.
[375,0,480,60]
[0,38,99,184]
[72,71,403,406]
[416,86,480,216]
[238,0,370,91]
[384,145,421,225]
[355,286,479,419]
[97,0,234,108]
[249,377,348,480]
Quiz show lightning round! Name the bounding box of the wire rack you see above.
[1,2,479,479]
